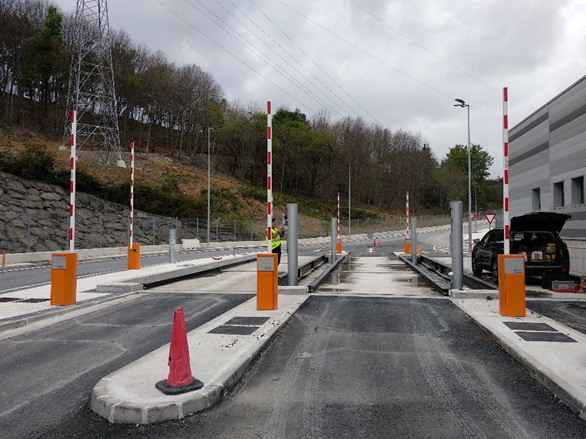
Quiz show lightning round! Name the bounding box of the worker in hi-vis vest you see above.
[266,217,286,264]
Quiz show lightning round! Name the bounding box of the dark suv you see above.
[471,212,571,287]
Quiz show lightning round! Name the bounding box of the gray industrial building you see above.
[509,75,586,277]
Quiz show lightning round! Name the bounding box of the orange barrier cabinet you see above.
[128,242,141,270]
[498,254,526,317]
[257,253,278,310]
[51,252,77,306]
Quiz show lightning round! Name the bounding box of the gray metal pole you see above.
[410,217,417,265]
[451,201,464,290]
[287,204,298,286]
[99,213,102,248]
[348,162,351,238]
[207,127,211,248]
[152,217,156,245]
[331,217,337,264]
[169,228,177,264]
[467,105,472,253]
[26,209,31,252]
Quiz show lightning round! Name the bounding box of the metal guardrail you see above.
[307,254,347,293]
[279,254,329,286]
[399,254,497,295]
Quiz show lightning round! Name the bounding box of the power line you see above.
[220,0,357,119]
[152,0,315,113]
[248,0,381,125]
[274,0,500,120]
[183,0,337,115]
[348,1,531,110]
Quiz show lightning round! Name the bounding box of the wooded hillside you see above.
[0,0,502,219]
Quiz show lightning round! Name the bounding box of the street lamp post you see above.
[454,98,472,253]
[207,127,213,248]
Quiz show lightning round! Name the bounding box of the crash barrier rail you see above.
[307,253,347,293]
[399,254,497,295]
[279,254,328,286]
[2,209,450,254]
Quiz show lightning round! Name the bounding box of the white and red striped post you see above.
[129,142,135,248]
[267,101,273,253]
[406,191,410,238]
[69,111,77,251]
[337,192,340,241]
[503,87,510,255]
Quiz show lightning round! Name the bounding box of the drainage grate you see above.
[515,332,576,343]
[208,325,259,335]
[504,322,556,332]
[224,317,270,326]
[18,298,50,303]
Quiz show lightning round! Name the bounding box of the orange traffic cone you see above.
[155,307,204,395]
[378,239,382,247]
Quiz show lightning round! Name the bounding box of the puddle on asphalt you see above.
[317,257,435,294]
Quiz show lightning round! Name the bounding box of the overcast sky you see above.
[52,0,586,177]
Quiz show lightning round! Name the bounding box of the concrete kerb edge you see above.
[92,295,310,424]
[452,299,586,420]
[0,290,140,334]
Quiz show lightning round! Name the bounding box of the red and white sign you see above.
[485,213,496,224]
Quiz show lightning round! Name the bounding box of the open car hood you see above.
[511,212,571,234]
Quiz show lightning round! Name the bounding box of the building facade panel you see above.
[509,75,586,277]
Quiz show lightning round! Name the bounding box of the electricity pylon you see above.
[62,0,124,167]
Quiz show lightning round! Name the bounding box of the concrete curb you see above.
[90,295,310,424]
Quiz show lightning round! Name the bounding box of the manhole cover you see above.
[515,332,576,343]
[504,322,556,332]
[224,317,270,326]
[208,325,259,335]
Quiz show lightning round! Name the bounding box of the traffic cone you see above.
[378,239,382,247]
[155,307,204,395]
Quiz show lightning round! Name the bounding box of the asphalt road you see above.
[0,292,253,438]
[38,296,586,438]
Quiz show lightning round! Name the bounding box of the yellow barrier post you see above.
[2,250,5,267]
[127,242,141,270]
[51,252,77,306]
[257,253,278,310]
[498,254,526,317]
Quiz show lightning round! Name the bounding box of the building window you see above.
[553,181,565,208]
[572,176,584,205]
[532,188,541,210]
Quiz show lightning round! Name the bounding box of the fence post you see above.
[152,217,156,245]
[27,209,31,252]
[99,213,103,248]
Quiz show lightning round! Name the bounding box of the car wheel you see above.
[472,256,482,276]
[491,259,499,284]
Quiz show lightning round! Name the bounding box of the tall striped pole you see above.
[69,110,76,252]
[406,191,410,238]
[503,87,510,255]
[267,101,272,253]
[337,192,340,241]
[129,142,135,248]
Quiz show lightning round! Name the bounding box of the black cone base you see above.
[155,377,204,395]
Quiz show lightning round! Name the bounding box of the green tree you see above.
[21,5,68,116]
[441,144,493,186]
